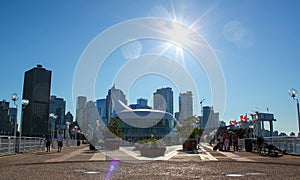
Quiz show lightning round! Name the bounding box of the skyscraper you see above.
[106,85,127,121]
[65,111,73,123]
[178,91,193,120]
[129,98,151,109]
[76,96,87,125]
[8,107,17,135]
[96,98,107,124]
[201,106,219,130]
[137,98,148,107]
[49,95,66,126]
[22,64,52,137]
[153,87,173,114]
[0,100,10,134]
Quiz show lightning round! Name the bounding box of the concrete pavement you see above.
[1,143,300,179]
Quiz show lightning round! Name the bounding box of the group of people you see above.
[215,133,239,152]
[45,131,64,153]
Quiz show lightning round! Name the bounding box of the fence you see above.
[239,136,300,155]
[264,136,300,155]
[0,136,18,155]
[0,136,78,156]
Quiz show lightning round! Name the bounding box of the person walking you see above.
[223,134,230,151]
[45,131,52,152]
[218,134,224,151]
[57,131,64,152]
[232,134,239,151]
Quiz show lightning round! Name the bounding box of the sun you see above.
[152,2,209,68]
[158,20,194,67]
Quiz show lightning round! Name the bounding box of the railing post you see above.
[8,137,11,153]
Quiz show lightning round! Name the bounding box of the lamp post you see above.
[11,93,18,152]
[49,113,57,147]
[18,98,29,153]
[289,88,300,137]
[65,121,70,146]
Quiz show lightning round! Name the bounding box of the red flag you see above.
[232,120,237,125]
[230,120,237,125]
[240,115,247,121]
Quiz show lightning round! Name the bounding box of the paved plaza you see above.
[1,144,300,179]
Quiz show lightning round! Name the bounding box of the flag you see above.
[232,119,237,125]
[230,120,237,125]
[240,114,247,121]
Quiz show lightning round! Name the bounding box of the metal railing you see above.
[264,136,300,155]
[239,136,300,155]
[0,136,17,155]
[19,137,45,152]
[0,136,78,156]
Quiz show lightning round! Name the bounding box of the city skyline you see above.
[1,1,300,135]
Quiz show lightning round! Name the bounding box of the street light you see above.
[65,121,71,146]
[289,88,300,137]
[49,113,57,147]
[18,98,29,153]
[11,93,18,152]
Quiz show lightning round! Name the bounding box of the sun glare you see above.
[158,20,192,67]
[167,22,191,46]
[154,3,207,68]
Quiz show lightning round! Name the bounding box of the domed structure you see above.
[117,109,176,142]
[111,99,177,142]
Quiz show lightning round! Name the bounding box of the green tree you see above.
[231,128,248,138]
[190,128,203,139]
[176,116,202,139]
[102,117,124,139]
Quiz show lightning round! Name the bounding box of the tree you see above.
[279,132,287,137]
[290,132,296,137]
[231,128,248,138]
[190,128,203,139]
[176,116,202,139]
[102,116,124,139]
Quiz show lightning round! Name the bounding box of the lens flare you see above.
[105,159,120,180]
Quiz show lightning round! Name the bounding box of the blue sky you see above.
[1,0,300,134]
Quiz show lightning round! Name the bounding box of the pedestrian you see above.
[232,134,238,151]
[218,134,224,151]
[229,135,232,151]
[45,131,52,152]
[224,134,230,151]
[57,131,63,152]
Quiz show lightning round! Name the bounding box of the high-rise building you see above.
[8,107,17,135]
[65,111,73,123]
[129,98,151,109]
[153,87,173,114]
[137,98,148,107]
[106,85,127,121]
[201,106,219,130]
[219,121,226,127]
[76,96,87,130]
[178,91,193,120]
[49,95,66,126]
[96,98,107,124]
[22,64,52,137]
[0,100,10,135]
